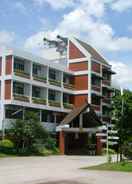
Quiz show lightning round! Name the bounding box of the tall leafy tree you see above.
[112,89,132,159]
[9,111,49,152]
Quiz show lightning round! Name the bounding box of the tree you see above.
[9,111,49,153]
[112,89,132,160]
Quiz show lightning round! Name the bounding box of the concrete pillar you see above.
[79,113,83,128]
[59,131,65,155]
[96,136,102,155]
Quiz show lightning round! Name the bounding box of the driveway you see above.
[0,156,131,184]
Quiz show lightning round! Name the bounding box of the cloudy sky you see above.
[0,0,132,89]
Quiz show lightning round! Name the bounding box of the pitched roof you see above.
[61,101,101,126]
[76,38,109,65]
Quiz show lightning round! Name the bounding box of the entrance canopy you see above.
[57,101,101,132]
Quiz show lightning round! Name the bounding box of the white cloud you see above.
[24,0,132,89]
[24,0,106,49]
[110,61,132,89]
[33,0,76,9]
[0,31,15,46]
[24,0,132,53]
[111,0,132,12]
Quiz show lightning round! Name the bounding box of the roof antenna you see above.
[43,35,68,56]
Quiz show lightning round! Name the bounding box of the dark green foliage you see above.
[8,111,58,155]
[123,137,132,160]
[112,89,132,160]
[112,89,132,140]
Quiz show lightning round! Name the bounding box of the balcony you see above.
[32,63,47,83]
[102,96,111,104]
[33,74,47,83]
[49,68,62,87]
[102,79,111,86]
[92,85,101,92]
[63,82,74,90]
[91,104,100,111]
[48,100,61,107]
[91,74,101,92]
[49,79,61,87]
[13,93,29,102]
[63,102,74,109]
[32,97,46,105]
[14,69,30,79]
[14,57,31,79]
[13,81,30,102]
[102,115,111,122]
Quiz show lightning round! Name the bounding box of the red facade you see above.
[74,75,88,90]
[92,61,101,73]
[69,61,88,71]
[6,55,12,75]
[5,80,11,99]
[69,41,85,59]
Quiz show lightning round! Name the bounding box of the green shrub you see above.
[44,137,57,151]
[17,147,35,156]
[33,138,60,156]
[0,139,15,154]
[0,139,14,148]
[102,148,116,155]
[39,148,53,156]
[123,143,132,160]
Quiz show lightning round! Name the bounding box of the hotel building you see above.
[0,37,114,154]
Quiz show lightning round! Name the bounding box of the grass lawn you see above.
[83,162,132,172]
[0,153,7,158]
[0,152,17,158]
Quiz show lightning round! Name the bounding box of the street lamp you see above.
[1,108,24,140]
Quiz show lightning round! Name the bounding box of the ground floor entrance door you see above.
[64,132,96,155]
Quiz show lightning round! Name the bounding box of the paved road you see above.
[0,156,132,184]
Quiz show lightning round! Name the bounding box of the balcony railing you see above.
[48,100,61,107]
[102,97,111,104]
[63,83,74,90]
[102,115,111,122]
[33,74,47,83]
[63,102,74,109]
[91,104,100,111]
[32,97,46,105]
[102,79,111,86]
[49,79,61,87]
[13,93,29,102]
[92,85,101,92]
[14,69,30,79]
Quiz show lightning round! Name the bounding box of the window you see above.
[92,95,101,105]
[103,72,111,80]
[49,69,56,80]
[13,82,24,95]
[103,107,110,116]
[92,76,101,86]
[14,59,24,71]
[63,94,69,103]
[42,110,48,122]
[33,64,42,75]
[48,90,55,101]
[32,86,41,98]
[41,110,54,123]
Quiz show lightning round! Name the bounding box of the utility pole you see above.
[106,123,109,162]
[120,88,124,161]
